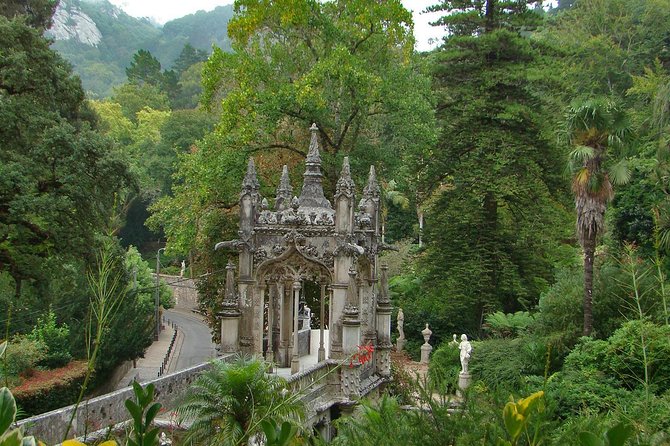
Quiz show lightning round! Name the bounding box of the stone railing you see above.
[18,354,234,444]
[286,360,342,424]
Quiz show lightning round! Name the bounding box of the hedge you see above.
[12,360,88,417]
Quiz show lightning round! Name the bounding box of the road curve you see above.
[164,308,217,371]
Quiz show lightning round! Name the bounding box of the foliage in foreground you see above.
[176,357,303,446]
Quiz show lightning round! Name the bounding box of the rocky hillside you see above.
[46,0,233,98]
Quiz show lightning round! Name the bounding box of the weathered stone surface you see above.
[19,355,236,444]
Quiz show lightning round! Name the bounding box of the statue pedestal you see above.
[420,343,432,364]
[396,338,405,352]
[457,372,471,397]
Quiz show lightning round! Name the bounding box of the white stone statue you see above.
[459,334,472,374]
[180,260,186,277]
[397,308,405,339]
[396,308,405,352]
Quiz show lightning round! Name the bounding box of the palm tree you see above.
[565,98,631,336]
[176,356,303,446]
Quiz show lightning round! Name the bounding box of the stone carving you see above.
[180,260,186,277]
[459,334,472,374]
[335,157,356,199]
[300,243,319,258]
[420,323,433,364]
[355,201,372,228]
[396,308,405,352]
[253,248,269,265]
[214,125,391,402]
[275,165,293,211]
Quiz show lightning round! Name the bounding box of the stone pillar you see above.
[375,264,392,377]
[291,280,301,374]
[239,158,260,280]
[218,262,241,354]
[342,268,361,355]
[420,323,433,364]
[264,283,274,371]
[318,283,326,362]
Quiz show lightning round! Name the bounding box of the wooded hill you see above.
[46,0,234,97]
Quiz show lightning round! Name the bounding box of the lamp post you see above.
[155,247,165,340]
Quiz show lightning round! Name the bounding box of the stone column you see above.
[219,262,241,354]
[291,280,301,374]
[318,283,326,362]
[375,264,393,377]
[420,323,433,364]
[264,282,274,371]
[342,268,360,355]
[279,282,291,367]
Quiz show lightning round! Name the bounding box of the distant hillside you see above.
[47,0,233,98]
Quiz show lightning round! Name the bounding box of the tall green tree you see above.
[172,43,209,76]
[152,0,435,254]
[415,0,571,335]
[0,0,57,29]
[126,49,164,87]
[0,15,132,298]
[565,98,631,336]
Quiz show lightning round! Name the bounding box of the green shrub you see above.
[545,369,629,420]
[29,310,72,368]
[470,337,547,393]
[11,360,88,417]
[0,336,46,382]
[546,336,629,420]
[604,320,670,394]
[428,341,460,393]
[534,265,626,343]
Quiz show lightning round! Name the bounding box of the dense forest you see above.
[2,0,670,443]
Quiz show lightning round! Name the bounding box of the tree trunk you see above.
[485,0,497,33]
[583,232,596,336]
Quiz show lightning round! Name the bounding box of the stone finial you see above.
[241,158,260,193]
[261,198,269,210]
[422,323,432,343]
[291,196,300,210]
[420,323,433,364]
[275,165,293,210]
[306,123,322,164]
[363,165,380,199]
[335,156,355,198]
[299,124,332,208]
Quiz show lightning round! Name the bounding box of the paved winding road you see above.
[164,308,217,371]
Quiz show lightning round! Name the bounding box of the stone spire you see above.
[241,158,260,195]
[298,124,332,208]
[275,165,293,210]
[363,165,380,200]
[335,156,356,198]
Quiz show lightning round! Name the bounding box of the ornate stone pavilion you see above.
[215,124,392,379]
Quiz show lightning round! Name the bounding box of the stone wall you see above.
[158,274,198,312]
[18,355,234,444]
